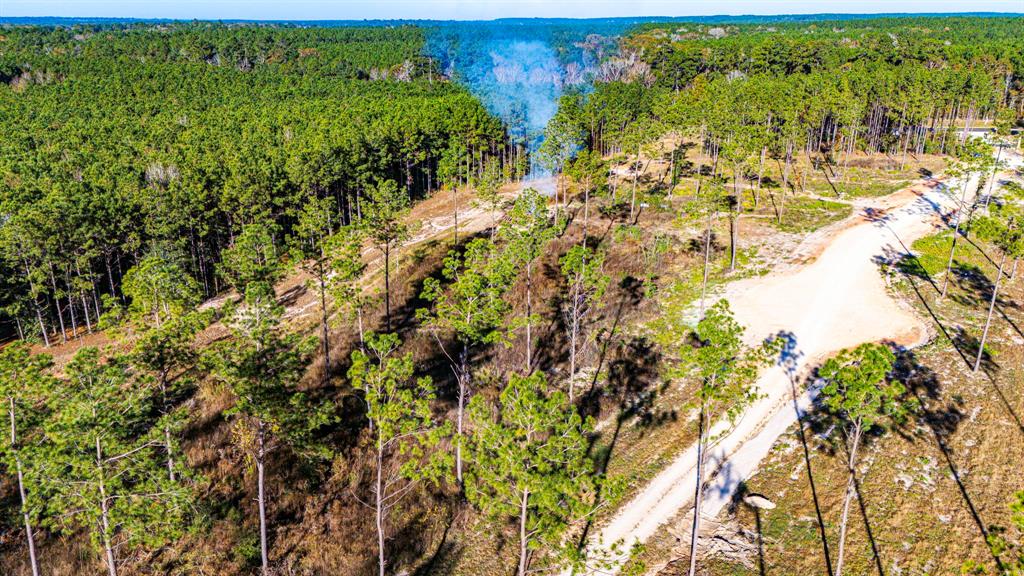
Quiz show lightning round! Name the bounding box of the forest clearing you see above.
[1,11,1023,576]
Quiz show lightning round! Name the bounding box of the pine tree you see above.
[363,180,410,332]
[560,245,610,401]
[0,342,54,576]
[566,150,608,235]
[293,196,339,378]
[347,332,451,576]
[682,181,730,316]
[42,347,191,576]
[475,156,505,237]
[940,138,992,298]
[121,249,201,328]
[499,188,558,372]
[132,311,210,481]
[969,188,1024,373]
[674,300,778,576]
[819,343,911,576]
[418,236,516,483]
[209,288,334,575]
[219,221,282,298]
[326,223,369,346]
[466,371,598,576]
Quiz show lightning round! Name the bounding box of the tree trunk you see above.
[257,423,270,575]
[34,300,49,348]
[583,185,590,237]
[49,265,67,344]
[984,144,1004,208]
[700,211,714,317]
[453,185,459,246]
[974,252,1007,373]
[375,435,386,576]
[630,142,641,222]
[568,286,580,402]
[518,489,530,576]
[75,259,93,332]
[384,244,392,333]
[525,259,533,373]
[835,421,863,576]
[730,176,739,272]
[96,437,118,576]
[456,344,468,484]
[319,257,330,382]
[941,176,971,298]
[687,403,708,576]
[10,398,40,576]
[357,306,366,347]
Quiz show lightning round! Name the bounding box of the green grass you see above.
[769,197,850,233]
[841,177,910,198]
[900,231,993,279]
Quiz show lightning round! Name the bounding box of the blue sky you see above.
[2,0,1022,20]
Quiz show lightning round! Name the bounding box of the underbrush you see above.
[765,196,851,234]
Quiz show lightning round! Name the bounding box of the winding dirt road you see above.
[580,152,1021,574]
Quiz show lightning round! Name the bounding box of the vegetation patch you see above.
[767,197,850,233]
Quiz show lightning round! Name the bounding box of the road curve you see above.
[577,155,1019,574]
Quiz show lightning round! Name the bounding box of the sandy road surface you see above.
[579,154,1021,574]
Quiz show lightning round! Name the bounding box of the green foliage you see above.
[131,311,209,391]
[348,332,452,483]
[0,342,55,518]
[348,332,451,575]
[466,371,599,573]
[218,221,282,297]
[567,149,609,198]
[0,23,507,334]
[538,92,586,173]
[500,187,561,276]
[325,224,369,327]
[131,310,211,478]
[211,288,333,461]
[560,245,610,305]
[418,236,517,350]
[475,157,504,211]
[121,250,201,328]
[819,343,909,430]
[364,179,411,252]
[676,300,779,427]
[40,347,191,566]
[560,244,611,392]
[971,198,1024,260]
[292,196,337,260]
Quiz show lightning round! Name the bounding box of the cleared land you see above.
[582,153,1021,574]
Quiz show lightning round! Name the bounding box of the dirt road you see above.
[579,153,1021,574]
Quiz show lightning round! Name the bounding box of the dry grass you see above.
[684,227,1024,575]
[0,151,961,576]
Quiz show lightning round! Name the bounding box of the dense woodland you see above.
[0,24,511,342]
[0,15,1023,576]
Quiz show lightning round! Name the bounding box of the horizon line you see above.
[3,11,1023,25]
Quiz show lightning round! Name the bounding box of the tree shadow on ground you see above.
[772,330,834,576]
[874,247,978,373]
[730,481,768,576]
[412,509,464,576]
[576,334,666,551]
[879,242,1024,435]
[890,347,1007,572]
